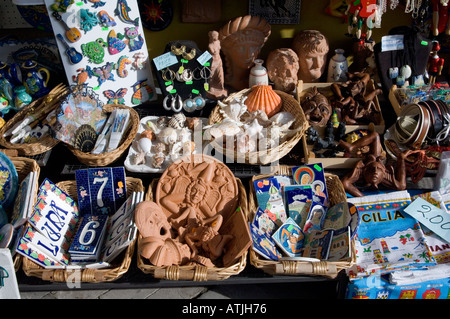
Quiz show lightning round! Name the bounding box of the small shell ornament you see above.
[158,127,177,145]
[168,113,186,129]
[205,119,241,140]
[269,111,295,130]
[218,96,247,122]
[138,137,152,153]
[243,119,264,138]
[152,152,165,168]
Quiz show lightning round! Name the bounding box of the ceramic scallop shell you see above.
[244,85,282,118]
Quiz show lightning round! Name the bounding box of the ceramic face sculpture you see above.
[292,30,329,83]
[301,86,332,126]
[218,15,271,91]
[155,154,239,226]
[266,48,299,93]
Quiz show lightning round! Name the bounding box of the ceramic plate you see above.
[0,223,13,248]
[0,152,18,209]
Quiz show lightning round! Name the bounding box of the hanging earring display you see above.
[162,68,176,92]
[163,94,183,112]
[200,66,211,91]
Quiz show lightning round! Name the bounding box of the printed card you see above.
[250,223,282,261]
[327,226,351,262]
[253,177,286,226]
[272,217,304,257]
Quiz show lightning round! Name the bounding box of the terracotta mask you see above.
[292,30,329,83]
[301,86,332,125]
[266,48,299,93]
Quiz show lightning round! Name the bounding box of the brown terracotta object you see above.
[300,86,332,126]
[244,85,282,117]
[218,15,271,91]
[266,48,299,94]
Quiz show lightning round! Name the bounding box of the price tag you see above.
[153,51,178,71]
[197,51,212,66]
[404,197,450,242]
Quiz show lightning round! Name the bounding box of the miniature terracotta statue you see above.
[134,201,191,266]
[266,48,299,93]
[218,15,271,91]
[339,130,410,197]
[184,214,233,267]
[156,154,239,227]
[331,72,382,125]
[300,86,332,126]
[207,30,227,99]
[427,40,444,85]
[292,30,329,83]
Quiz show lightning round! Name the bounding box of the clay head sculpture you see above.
[301,86,332,125]
[218,15,271,91]
[266,48,299,93]
[292,30,329,83]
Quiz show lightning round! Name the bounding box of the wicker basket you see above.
[9,157,40,272]
[208,88,308,165]
[0,84,69,156]
[248,165,356,278]
[21,177,144,283]
[136,178,249,281]
[68,104,139,167]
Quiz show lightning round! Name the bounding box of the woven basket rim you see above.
[136,177,249,281]
[247,165,356,278]
[21,176,144,283]
[68,103,140,166]
[207,88,308,165]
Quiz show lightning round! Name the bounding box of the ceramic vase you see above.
[21,60,50,98]
[249,59,269,87]
[14,86,32,110]
[327,49,348,82]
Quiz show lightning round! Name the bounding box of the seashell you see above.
[140,129,155,140]
[156,116,169,128]
[177,127,191,143]
[186,117,200,130]
[240,110,272,127]
[74,124,98,153]
[206,119,242,139]
[153,142,167,154]
[236,134,257,153]
[244,85,282,118]
[158,127,177,145]
[168,113,186,129]
[131,151,146,165]
[152,152,165,168]
[138,137,152,153]
[182,140,196,154]
[269,111,295,130]
[218,97,247,122]
[243,119,264,138]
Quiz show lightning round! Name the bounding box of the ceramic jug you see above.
[14,86,32,110]
[327,49,348,82]
[21,60,50,98]
[0,62,22,86]
[249,59,269,87]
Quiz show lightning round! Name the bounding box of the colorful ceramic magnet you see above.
[91,62,116,87]
[124,26,144,52]
[56,33,83,64]
[81,38,107,64]
[131,79,154,105]
[104,88,127,104]
[107,30,127,55]
[98,10,117,27]
[131,52,146,70]
[86,0,106,8]
[80,8,99,33]
[117,56,132,77]
[115,0,139,26]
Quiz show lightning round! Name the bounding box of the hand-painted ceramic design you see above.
[0,152,18,209]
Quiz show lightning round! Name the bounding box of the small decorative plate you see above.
[0,223,14,248]
[0,152,18,209]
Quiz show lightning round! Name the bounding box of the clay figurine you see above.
[340,129,409,197]
[300,86,332,126]
[266,48,299,94]
[217,15,271,91]
[292,30,329,83]
[206,30,227,99]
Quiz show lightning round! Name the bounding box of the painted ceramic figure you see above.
[427,40,444,84]
[21,60,50,98]
[300,86,332,126]
[266,48,299,93]
[217,15,271,91]
[292,30,329,83]
[13,86,32,110]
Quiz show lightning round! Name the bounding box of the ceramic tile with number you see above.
[69,214,108,262]
[75,167,127,216]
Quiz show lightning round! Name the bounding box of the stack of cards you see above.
[75,167,127,216]
[16,179,80,268]
[69,214,108,263]
[10,171,38,228]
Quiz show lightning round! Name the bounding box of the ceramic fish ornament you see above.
[115,0,139,26]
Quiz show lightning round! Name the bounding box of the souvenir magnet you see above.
[98,10,117,27]
[87,0,106,8]
[124,27,144,52]
[81,38,107,64]
[107,30,127,55]
[115,0,140,26]
[117,56,132,77]
[91,62,116,87]
[104,88,127,104]
[80,8,99,33]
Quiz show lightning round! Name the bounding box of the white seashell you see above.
[205,119,242,139]
[168,113,186,129]
[156,117,169,129]
[218,97,247,122]
[138,137,152,153]
[177,127,191,143]
[243,119,264,138]
[236,134,257,153]
[269,111,295,130]
[153,142,167,154]
[131,151,146,165]
[158,127,177,145]
[240,110,272,127]
[182,140,196,154]
[152,152,165,168]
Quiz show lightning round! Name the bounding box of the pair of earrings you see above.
[162,93,205,113]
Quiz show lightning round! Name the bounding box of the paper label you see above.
[381,35,404,52]
[153,51,178,71]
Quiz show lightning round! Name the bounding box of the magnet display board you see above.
[44,0,157,107]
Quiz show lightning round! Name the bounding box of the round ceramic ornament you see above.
[0,152,18,209]
[155,154,239,221]
[138,0,173,31]
[0,223,13,248]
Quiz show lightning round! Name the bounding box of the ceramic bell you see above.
[21,60,50,98]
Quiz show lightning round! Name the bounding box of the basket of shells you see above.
[124,113,208,173]
[208,85,308,165]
